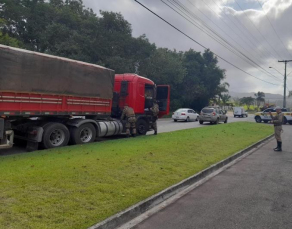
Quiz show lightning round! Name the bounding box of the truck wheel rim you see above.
[80,127,93,143]
[50,129,65,146]
[138,125,146,134]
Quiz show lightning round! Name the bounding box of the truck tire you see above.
[255,116,262,123]
[136,119,148,135]
[70,123,96,145]
[42,123,70,149]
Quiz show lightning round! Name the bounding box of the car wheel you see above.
[70,123,96,145]
[195,117,198,121]
[42,123,70,149]
[234,115,236,118]
[283,117,287,125]
[136,119,148,135]
[186,117,190,122]
[215,118,219,124]
[255,116,262,123]
[224,117,228,123]
[199,120,203,124]
[174,119,177,122]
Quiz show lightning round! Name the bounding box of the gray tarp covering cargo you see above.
[0,45,115,99]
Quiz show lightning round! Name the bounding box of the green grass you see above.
[0,122,273,229]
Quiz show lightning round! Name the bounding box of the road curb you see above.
[88,134,274,229]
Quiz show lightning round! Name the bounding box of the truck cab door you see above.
[156,85,170,118]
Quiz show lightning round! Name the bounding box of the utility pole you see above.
[278,60,292,108]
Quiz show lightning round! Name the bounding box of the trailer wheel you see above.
[42,123,70,149]
[70,123,96,145]
[136,119,148,135]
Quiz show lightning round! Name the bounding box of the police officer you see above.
[121,104,136,137]
[150,100,159,135]
[269,106,283,151]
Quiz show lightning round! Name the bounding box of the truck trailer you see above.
[0,45,170,151]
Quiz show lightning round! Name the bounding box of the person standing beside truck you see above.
[269,106,283,151]
[121,104,136,138]
[150,100,159,135]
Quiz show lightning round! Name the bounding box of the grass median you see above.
[0,122,273,229]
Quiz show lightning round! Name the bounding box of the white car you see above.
[172,108,199,122]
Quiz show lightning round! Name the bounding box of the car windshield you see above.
[202,108,213,113]
[176,109,187,113]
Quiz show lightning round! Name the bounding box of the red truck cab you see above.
[113,74,170,134]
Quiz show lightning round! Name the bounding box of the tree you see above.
[221,94,231,106]
[254,92,265,110]
[240,97,255,110]
[0,19,21,47]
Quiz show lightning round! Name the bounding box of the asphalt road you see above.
[133,125,292,229]
[0,114,255,155]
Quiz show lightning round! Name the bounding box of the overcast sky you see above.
[82,0,292,94]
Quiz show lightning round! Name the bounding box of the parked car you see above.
[254,108,291,124]
[172,108,199,122]
[233,107,248,118]
[199,106,228,124]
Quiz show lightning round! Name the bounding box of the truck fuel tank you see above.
[98,121,123,137]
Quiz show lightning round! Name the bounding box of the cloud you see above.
[82,0,292,95]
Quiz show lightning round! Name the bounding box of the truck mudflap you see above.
[0,130,14,149]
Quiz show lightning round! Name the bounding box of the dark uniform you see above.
[150,102,159,135]
[121,105,136,137]
[270,109,283,151]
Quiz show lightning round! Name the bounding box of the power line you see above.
[211,0,278,61]
[256,0,292,59]
[134,0,280,86]
[233,0,284,60]
[163,0,280,81]
[201,0,269,61]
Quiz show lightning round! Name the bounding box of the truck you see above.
[0,45,170,151]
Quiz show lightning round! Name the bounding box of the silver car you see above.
[199,106,228,124]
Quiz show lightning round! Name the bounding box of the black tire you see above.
[174,119,177,122]
[136,119,148,135]
[70,123,96,145]
[195,117,198,121]
[255,116,262,123]
[199,120,203,124]
[224,117,228,123]
[215,118,219,124]
[288,121,292,125]
[186,117,190,122]
[234,115,236,118]
[42,123,70,149]
[283,117,287,125]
